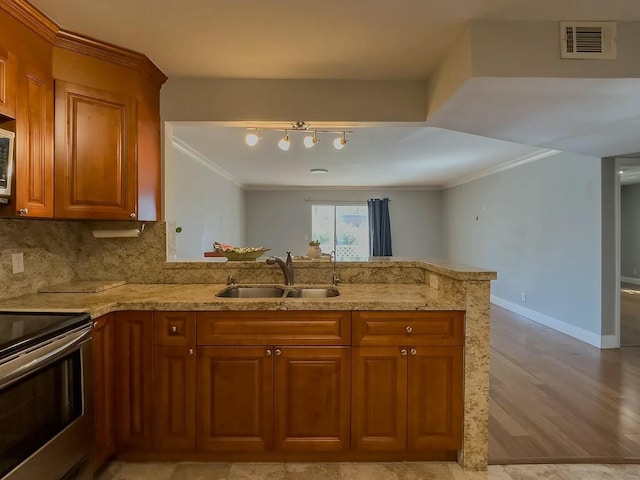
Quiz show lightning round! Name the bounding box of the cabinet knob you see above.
[410,348,417,356]
[17,208,28,215]
[405,326,413,334]
[266,349,272,356]
[189,348,194,356]
[169,325,178,335]
[400,349,408,356]
[129,212,137,219]
[92,321,99,329]
[275,348,282,356]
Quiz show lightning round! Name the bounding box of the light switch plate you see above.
[429,274,439,290]
[12,253,24,274]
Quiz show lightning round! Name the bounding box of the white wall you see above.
[172,145,246,259]
[442,152,604,346]
[245,189,442,259]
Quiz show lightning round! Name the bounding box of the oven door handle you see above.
[0,326,91,389]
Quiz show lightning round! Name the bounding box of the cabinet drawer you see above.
[352,311,464,346]
[154,312,196,346]
[197,311,350,346]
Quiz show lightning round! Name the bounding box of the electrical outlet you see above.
[429,274,439,290]
[12,253,24,274]
[521,292,526,302]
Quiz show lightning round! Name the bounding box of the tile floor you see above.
[96,462,640,480]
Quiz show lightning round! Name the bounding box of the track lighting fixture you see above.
[243,122,351,151]
[333,132,347,150]
[277,130,291,151]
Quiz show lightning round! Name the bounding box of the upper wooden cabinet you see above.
[54,79,137,219]
[0,5,54,218]
[52,44,163,220]
[0,2,166,220]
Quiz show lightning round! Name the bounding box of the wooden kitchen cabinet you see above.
[153,312,197,451]
[92,313,115,470]
[54,80,136,219]
[0,7,54,218]
[352,311,464,452]
[274,346,350,452]
[196,311,351,453]
[52,45,164,220]
[197,346,274,452]
[114,311,154,452]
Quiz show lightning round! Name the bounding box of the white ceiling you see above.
[29,0,640,188]
[172,125,544,189]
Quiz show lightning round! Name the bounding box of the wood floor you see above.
[489,304,640,464]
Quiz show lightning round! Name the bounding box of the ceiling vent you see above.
[560,21,617,59]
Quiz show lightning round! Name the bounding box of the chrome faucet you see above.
[330,250,341,285]
[266,251,295,285]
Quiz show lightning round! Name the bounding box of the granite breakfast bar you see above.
[0,259,496,471]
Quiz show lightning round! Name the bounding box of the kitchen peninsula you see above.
[0,256,496,472]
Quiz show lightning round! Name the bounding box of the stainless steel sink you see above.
[285,287,340,298]
[216,286,286,298]
[216,285,340,298]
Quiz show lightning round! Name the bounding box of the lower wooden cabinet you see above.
[197,346,274,452]
[196,346,350,453]
[352,345,463,451]
[92,313,115,470]
[114,311,154,451]
[104,310,464,461]
[154,346,197,451]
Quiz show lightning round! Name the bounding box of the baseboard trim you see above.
[621,276,640,286]
[600,335,619,349]
[491,295,606,348]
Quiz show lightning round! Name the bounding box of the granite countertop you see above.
[0,283,463,318]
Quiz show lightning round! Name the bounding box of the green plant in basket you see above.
[309,240,321,246]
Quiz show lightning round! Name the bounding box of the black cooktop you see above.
[0,312,92,360]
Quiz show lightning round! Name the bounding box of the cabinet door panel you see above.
[352,347,407,451]
[114,311,154,451]
[274,347,350,452]
[197,347,273,452]
[92,313,115,470]
[154,346,196,450]
[407,346,463,450]
[13,64,53,217]
[0,47,16,118]
[154,311,196,347]
[55,80,136,219]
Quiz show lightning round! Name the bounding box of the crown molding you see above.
[443,149,561,189]
[55,30,167,88]
[172,136,242,188]
[0,0,57,42]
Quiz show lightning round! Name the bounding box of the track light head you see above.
[303,132,319,148]
[333,132,347,150]
[278,131,291,151]
[245,129,260,147]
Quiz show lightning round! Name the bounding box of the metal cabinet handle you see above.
[17,208,28,215]
[189,348,194,356]
[266,349,272,356]
[275,348,282,356]
[92,321,99,329]
[405,326,413,334]
[129,212,137,219]
[410,348,417,356]
[400,349,408,356]
[169,325,178,335]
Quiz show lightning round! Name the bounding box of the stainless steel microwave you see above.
[0,127,15,199]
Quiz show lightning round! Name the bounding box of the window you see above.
[311,204,370,261]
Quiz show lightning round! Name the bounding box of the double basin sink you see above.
[216,285,340,299]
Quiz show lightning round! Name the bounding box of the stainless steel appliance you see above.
[0,312,93,480]
[0,128,15,202]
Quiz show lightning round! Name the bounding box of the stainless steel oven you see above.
[0,312,93,480]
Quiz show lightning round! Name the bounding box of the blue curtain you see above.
[368,198,392,257]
